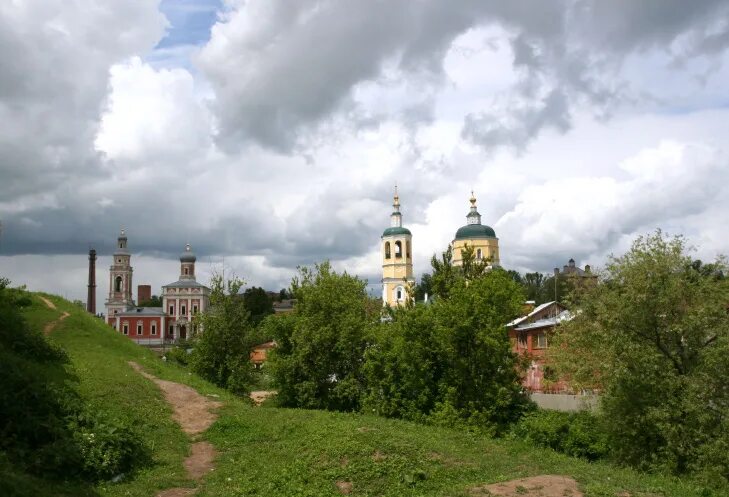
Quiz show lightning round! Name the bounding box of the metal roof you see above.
[116,307,167,317]
[514,310,573,331]
[162,279,209,289]
[506,301,556,327]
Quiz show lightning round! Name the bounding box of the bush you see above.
[165,345,190,366]
[70,411,147,481]
[511,410,609,461]
[0,280,147,482]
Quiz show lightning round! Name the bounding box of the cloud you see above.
[496,141,729,271]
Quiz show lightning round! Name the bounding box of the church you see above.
[381,189,500,306]
[105,230,210,344]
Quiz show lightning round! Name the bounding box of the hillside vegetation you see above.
[1,289,724,496]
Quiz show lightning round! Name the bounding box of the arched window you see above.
[115,276,122,292]
[477,248,482,259]
[384,242,391,259]
[406,241,411,259]
[396,286,404,301]
[395,241,402,258]
[184,267,189,275]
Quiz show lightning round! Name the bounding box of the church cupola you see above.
[466,191,482,225]
[452,191,500,267]
[180,243,196,280]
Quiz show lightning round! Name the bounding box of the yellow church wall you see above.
[451,238,500,266]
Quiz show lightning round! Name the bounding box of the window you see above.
[395,286,404,301]
[477,248,482,259]
[136,323,143,335]
[169,305,174,315]
[536,333,547,349]
[193,305,198,314]
[518,332,527,349]
[122,323,129,335]
[169,325,174,336]
[115,276,122,292]
[384,242,391,259]
[184,268,189,275]
[395,241,402,258]
[114,309,118,314]
[181,305,187,316]
[151,323,157,335]
[117,258,121,263]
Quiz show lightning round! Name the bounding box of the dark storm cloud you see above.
[195,0,729,154]
[197,0,567,152]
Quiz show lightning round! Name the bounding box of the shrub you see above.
[70,412,147,481]
[0,280,147,482]
[511,410,609,461]
[165,346,190,366]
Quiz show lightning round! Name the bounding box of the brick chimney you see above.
[87,249,96,314]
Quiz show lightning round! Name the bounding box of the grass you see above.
[12,293,726,497]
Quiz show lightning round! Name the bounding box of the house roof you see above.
[514,310,573,331]
[117,307,167,317]
[163,279,209,289]
[506,301,556,327]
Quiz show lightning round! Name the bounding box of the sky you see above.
[2,0,729,302]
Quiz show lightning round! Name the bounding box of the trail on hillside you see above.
[470,475,583,497]
[128,362,222,497]
[39,296,70,335]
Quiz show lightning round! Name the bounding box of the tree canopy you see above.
[551,231,729,479]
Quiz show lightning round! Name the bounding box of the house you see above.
[250,341,276,369]
[507,301,573,393]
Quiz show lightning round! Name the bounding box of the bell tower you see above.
[381,187,414,307]
[105,229,134,319]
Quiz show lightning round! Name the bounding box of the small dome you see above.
[180,243,196,263]
[382,226,412,237]
[454,224,496,240]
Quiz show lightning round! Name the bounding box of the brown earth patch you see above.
[470,475,583,497]
[38,296,69,335]
[356,426,375,433]
[335,480,353,495]
[127,362,222,497]
[39,296,56,310]
[249,390,276,406]
[43,311,69,335]
[372,450,386,462]
[185,442,216,479]
[128,361,222,435]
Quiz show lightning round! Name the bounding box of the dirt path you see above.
[470,475,583,497]
[39,296,70,335]
[249,390,276,406]
[128,362,223,497]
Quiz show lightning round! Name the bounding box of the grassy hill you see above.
[6,293,722,497]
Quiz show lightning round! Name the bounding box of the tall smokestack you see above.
[87,249,96,314]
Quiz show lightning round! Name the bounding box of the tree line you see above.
[186,231,729,484]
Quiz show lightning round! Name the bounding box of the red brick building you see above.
[507,301,573,393]
[105,231,210,345]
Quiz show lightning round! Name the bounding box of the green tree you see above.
[266,262,375,411]
[241,286,274,324]
[364,248,530,433]
[431,267,530,432]
[362,304,445,423]
[413,273,434,302]
[551,231,729,480]
[189,274,255,395]
[139,295,162,307]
